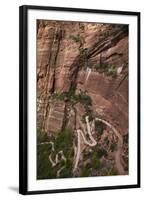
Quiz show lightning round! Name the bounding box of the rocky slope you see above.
[37,20,128,178]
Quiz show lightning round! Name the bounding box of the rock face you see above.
[37,21,128,137]
[37,20,129,178]
[44,100,65,134]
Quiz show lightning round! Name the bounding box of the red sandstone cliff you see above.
[37,21,128,137]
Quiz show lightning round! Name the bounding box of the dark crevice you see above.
[115,72,128,91]
[106,52,123,60]
[88,30,128,58]
[50,29,63,94]
[61,103,69,131]
[72,106,77,130]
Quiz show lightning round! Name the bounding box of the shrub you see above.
[81,167,90,177]
[123,134,128,143]
[79,93,92,106]
[101,168,118,176]
[82,105,94,123]
[95,59,109,73]
[101,169,109,176]
[55,128,73,154]
[79,48,85,55]
[96,147,107,158]
[37,128,48,144]
[95,121,106,135]
[51,89,75,101]
[110,168,118,175]
[51,91,60,100]
[69,34,85,46]
[92,145,108,159]
[60,159,73,178]
[79,23,85,30]
[110,142,117,152]
[105,65,117,77]
[51,90,92,107]
[100,31,110,39]
[104,137,109,145]
[92,153,101,169]
[95,60,117,78]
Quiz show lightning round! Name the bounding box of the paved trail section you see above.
[95,118,124,175]
[73,116,97,172]
[39,116,124,176]
[39,141,67,177]
[73,116,124,175]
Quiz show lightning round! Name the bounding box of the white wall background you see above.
[0,0,143,199]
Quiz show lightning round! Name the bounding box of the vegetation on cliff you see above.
[37,128,73,179]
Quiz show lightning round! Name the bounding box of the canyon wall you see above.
[37,20,128,137]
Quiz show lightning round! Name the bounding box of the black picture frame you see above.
[19,5,141,195]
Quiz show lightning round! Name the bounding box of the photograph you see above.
[19,5,140,194]
[36,20,129,179]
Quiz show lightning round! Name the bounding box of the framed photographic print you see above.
[19,5,140,195]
